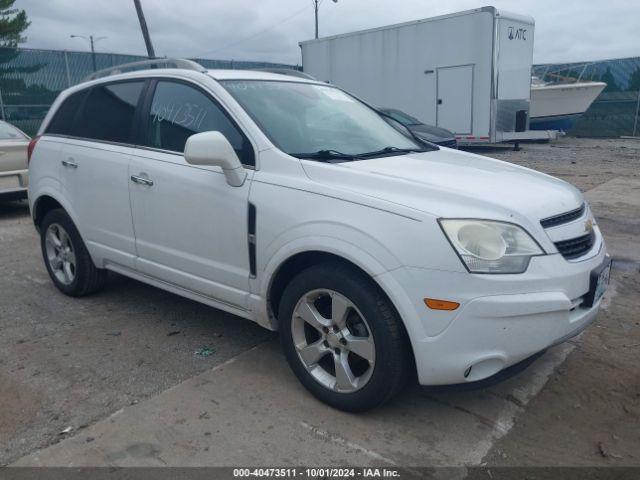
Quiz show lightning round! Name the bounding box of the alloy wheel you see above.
[291,289,376,393]
[44,223,76,285]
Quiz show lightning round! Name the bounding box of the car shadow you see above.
[0,199,30,219]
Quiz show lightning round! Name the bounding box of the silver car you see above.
[0,120,30,201]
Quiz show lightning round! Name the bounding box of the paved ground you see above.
[1,137,639,468]
[12,343,574,467]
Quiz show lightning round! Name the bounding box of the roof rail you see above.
[83,58,206,82]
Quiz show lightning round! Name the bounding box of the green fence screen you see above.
[0,47,299,136]
[1,47,638,138]
[533,56,640,137]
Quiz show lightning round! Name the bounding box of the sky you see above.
[14,0,640,66]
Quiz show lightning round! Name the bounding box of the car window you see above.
[0,122,27,140]
[74,81,144,143]
[143,81,254,166]
[384,109,420,126]
[46,90,87,136]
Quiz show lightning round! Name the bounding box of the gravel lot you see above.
[1,136,639,467]
[481,137,640,466]
[0,203,270,464]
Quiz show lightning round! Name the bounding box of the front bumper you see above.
[377,241,608,385]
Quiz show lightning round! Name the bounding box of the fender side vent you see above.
[248,203,257,277]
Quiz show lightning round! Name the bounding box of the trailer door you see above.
[436,65,473,135]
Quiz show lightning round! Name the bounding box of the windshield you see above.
[0,122,27,140]
[221,80,424,158]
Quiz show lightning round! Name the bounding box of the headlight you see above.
[439,219,544,274]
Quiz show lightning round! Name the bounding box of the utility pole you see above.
[89,36,96,71]
[633,88,640,137]
[314,0,338,39]
[133,0,156,58]
[70,34,107,72]
[314,0,319,39]
[0,88,6,121]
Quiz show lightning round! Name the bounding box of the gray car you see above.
[379,108,457,148]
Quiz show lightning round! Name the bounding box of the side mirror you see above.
[184,131,247,187]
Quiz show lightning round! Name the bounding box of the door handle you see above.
[61,159,78,168]
[130,175,154,186]
[437,99,443,105]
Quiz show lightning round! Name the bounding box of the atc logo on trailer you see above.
[508,26,528,40]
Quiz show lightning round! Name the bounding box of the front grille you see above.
[540,204,585,228]
[554,230,595,260]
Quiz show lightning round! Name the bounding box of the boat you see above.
[529,77,606,131]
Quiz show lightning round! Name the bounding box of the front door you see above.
[128,79,256,309]
[436,65,473,135]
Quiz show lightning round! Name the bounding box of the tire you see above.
[40,208,106,296]
[278,262,411,412]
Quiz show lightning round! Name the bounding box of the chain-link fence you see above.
[532,56,640,137]
[0,47,300,136]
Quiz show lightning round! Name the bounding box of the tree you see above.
[0,1,35,126]
[0,0,31,72]
[628,67,640,92]
[0,0,30,47]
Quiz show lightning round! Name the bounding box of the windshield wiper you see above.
[354,146,428,158]
[291,146,429,162]
[290,150,356,161]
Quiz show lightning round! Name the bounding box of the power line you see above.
[195,4,312,58]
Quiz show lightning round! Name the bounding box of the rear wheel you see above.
[279,262,411,412]
[40,209,106,296]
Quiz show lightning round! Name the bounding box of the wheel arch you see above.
[267,251,375,325]
[31,192,83,234]
[32,194,64,230]
[262,243,402,332]
[263,248,418,382]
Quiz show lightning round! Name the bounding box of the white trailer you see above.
[300,6,555,145]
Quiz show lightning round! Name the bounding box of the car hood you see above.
[301,148,583,223]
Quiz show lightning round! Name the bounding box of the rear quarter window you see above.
[46,90,87,136]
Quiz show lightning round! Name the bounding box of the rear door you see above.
[0,140,29,172]
[52,80,145,268]
[0,122,29,171]
[436,64,474,134]
[128,79,255,309]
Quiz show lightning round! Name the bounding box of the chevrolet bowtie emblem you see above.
[585,218,594,233]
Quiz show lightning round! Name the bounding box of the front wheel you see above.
[279,262,411,412]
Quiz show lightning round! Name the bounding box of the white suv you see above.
[28,60,610,412]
